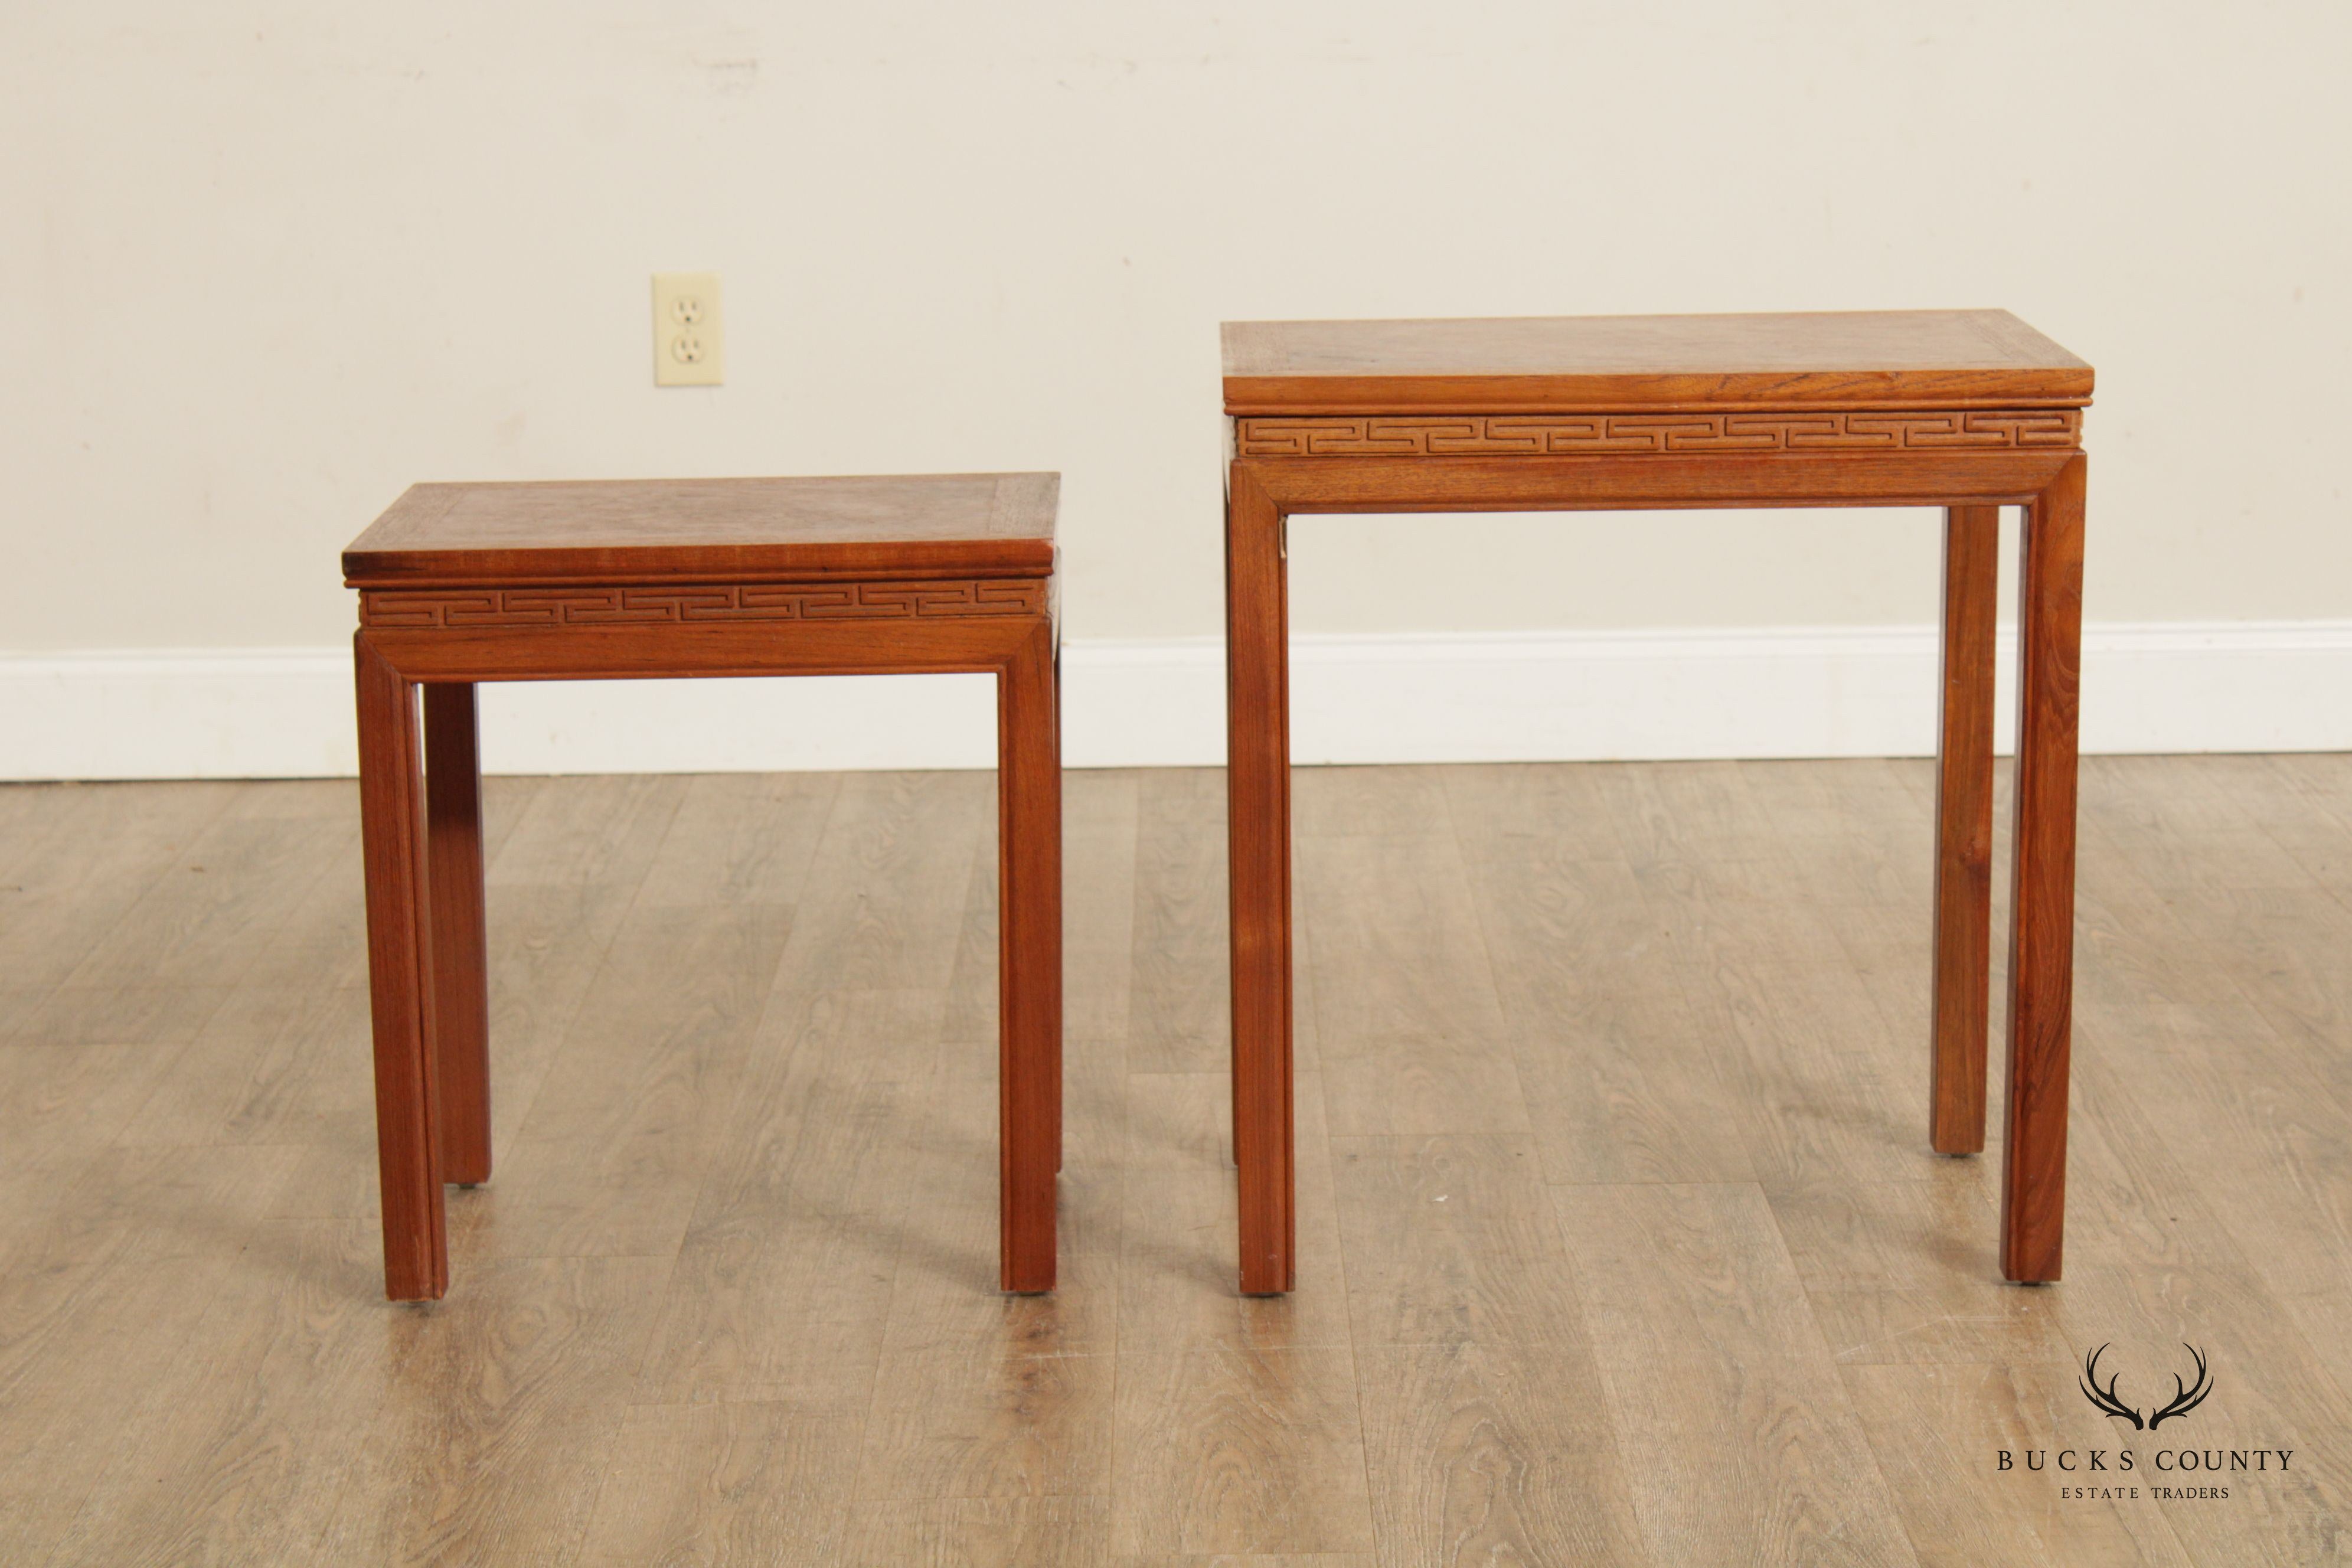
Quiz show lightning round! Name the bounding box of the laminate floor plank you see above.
[1355,1337,1650,1567]
[571,1400,863,1568]
[2,981,236,1051]
[1296,828,1507,1048]
[900,1024,1124,1284]
[64,810,352,994]
[1456,839,1752,1185]
[943,849,1001,1046]
[40,1218,396,1568]
[485,772,688,890]
[1439,759,1630,858]
[1554,1181,1920,1568]
[476,879,656,1161]
[1840,1361,2196,1568]
[1293,763,1457,840]
[2051,1050,2352,1563]
[1319,1037,1531,1138]
[2162,887,2352,1067]
[112,983,374,1150]
[1688,957,1929,1193]
[0,780,56,863]
[636,989,945,1410]
[769,770,990,993]
[633,769,838,909]
[2265,753,2352,855]
[0,780,240,999]
[0,1249,251,1564]
[316,1255,672,1567]
[946,769,1138,1047]
[1765,1164,2072,1367]
[449,902,796,1260]
[1060,770,1144,1043]
[0,1145,298,1560]
[854,1342,1116,1503]
[1129,768,1233,1075]
[1332,1132,1593,1350]
[208,785,389,995]
[1119,1069,1353,1353]
[0,1040,192,1263]
[1745,757,1936,913]
[472,773,692,1165]
[2,1140,302,1278]
[5,756,2350,1563]
[1110,1342,1377,1557]
[2080,756,2324,895]
[840,1496,1113,1567]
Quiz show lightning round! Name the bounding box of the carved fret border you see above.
[361,577,1047,630]
[1234,409,2082,458]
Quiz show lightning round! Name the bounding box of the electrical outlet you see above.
[652,272,723,386]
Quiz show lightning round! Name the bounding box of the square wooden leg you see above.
[1226,465,1295,1295]
[1930,505,1998,1154]
[997,620,1061,1293]
[2001,456,2086,1282]
[355,633,448,1301]
[424,683,491,1186]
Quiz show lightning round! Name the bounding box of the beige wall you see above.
[5,4,2348,654]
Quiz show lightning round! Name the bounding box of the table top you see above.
[344,473,1058,587]
[1222,310,2091,414]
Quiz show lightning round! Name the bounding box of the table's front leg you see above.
[1226,465,1295,1295]
[354,634,448,1301]
[424,683,491,1185]
[1931,506,1999,1154]
[997,618,1061,1293]
[2002,456,2087,1282]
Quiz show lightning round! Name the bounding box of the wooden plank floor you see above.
[3,756,2350,1565]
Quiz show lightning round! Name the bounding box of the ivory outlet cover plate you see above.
[652,272,723,386]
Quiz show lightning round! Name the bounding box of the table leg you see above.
[1930,506,1998,1154]
[1054,639,1064,1177]
[1227,465,1295,1295]
[998,619,1061,1293]
[355,634,447,1301]
[2001,456,2086,1282]
[424,684,492,1186]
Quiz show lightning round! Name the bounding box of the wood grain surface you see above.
[1223,309,2092,413]
[344,473,1058,586]
[5,754,2347,1564]
[1930,507,2000,1155]
[345,474,1061,1299]
[2003,456,2088,1280]
[1220,311,2089,1298]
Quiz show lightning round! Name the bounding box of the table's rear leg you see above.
[355,634,448,1301]
[998,619,1061,1293]
[424,683,492,1185]
[2002,456,2086,1282]
[1227,466,1295,1295]
[1930,506,1998,1154]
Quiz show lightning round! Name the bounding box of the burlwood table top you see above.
[343,473,1059,587]
[1221,309,2092,414]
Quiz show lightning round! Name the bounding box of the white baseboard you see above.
[3,622,2349,780]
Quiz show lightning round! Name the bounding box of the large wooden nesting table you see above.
[343,473,1063,1301]
[1221,310,2091,1294]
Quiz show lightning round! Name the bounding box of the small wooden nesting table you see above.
[343,473,1063,1301]
[1221,311,2090,1293]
